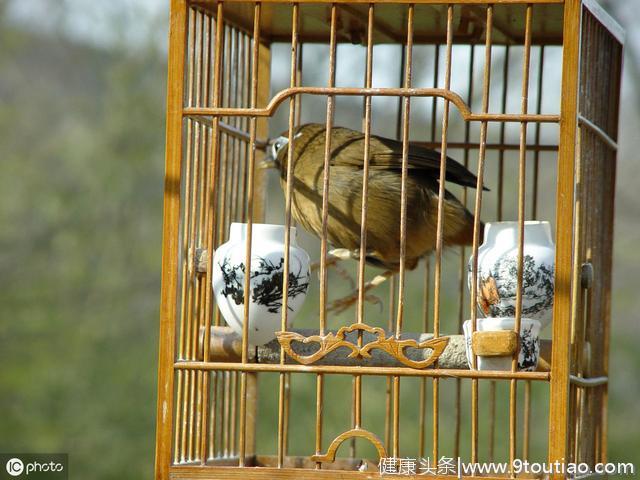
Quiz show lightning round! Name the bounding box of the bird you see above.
[262,123,485,311]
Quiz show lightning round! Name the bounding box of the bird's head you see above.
[260,124,324,174]
[261,135,289,171]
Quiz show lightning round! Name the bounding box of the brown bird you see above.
[263,123,485,310]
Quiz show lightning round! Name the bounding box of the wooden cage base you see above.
[170,456,551,479]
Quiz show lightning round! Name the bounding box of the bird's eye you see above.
[271,137,288,159]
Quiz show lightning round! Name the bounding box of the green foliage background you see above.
[0,1,638,478]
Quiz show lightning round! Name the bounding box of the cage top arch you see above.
[192,1,565,45]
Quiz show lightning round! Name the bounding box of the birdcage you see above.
[154,0,623,478]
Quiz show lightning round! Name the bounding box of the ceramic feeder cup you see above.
[468,221,555,329]
[212,223,311,345]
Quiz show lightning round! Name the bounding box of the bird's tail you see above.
[442,190,485,248]
[448,216,485,248]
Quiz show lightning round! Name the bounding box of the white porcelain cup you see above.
[212,223,310,345]
[468,221,555,328]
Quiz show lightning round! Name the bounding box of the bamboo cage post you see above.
[548,0,581,474]
[156,0,188,477]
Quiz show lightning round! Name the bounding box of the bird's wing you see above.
[371,135,487,190]
[330,130,486,190]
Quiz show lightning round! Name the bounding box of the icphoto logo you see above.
[2,455,66,478]
[5,458,24,477]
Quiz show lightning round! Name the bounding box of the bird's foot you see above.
[327,270,394,314]
[327,292,383,315]
[309,248,354,273]
[332,263,356,291]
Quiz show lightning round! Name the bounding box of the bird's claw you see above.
[326,270,394,314]
[327,292,383,314]
[310,249,354,274]
[332,263,356,290]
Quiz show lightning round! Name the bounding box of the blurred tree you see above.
[0,3,166,478]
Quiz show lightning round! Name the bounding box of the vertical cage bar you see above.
[185,8,205,463]
[431,45,440,143]
[524,43,546,463]
[510,6,533,472]
[240,32,251,220]
[385,39,406,454]
[284,24,303,465]
[217,26,231,254]
[229,372,238,454]
[384,276,397,451]
[469,4,493,465]
[392,3,414,460]
[203,10,218,461]
[489,42,510,464]
[531,46,545,221]
[187,371,197,460]
[497,45,510,223]
[356,4,375,330]
[191,10,208,462]
[314,373,324,469]
[395,4,414,337]
[488,380,496,462]
[282,314,291,446]
[431,5,454,463]
[173,5,197,464]
[238,2,262,467]
[196,8,212,463]
[229,29,242,220]
[569,94,586,466]
[295,44,304,126]
[221,30,234,468]
[319,4,338,336]
[212,375,220,459]
[216,374,224,457]
[278,3,300,468]
[419,42,439,461]
[182,10,199,466]
[315,2,338,466]
[523,381,532,459]
[202,0,225,462]
[454,42,475,461]
[223,371,231,456]
[419,257,430,460]
[244,25,270,461]
[155,0,188,475]
[351,4,375,451]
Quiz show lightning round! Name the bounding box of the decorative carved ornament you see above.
[276,323,449,369]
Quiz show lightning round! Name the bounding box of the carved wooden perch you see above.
[276,323,449,369]
[198,326,552,370]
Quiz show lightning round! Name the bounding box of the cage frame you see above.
[154,0,623,478]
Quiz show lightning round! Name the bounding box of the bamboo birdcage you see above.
[154,0,623,478]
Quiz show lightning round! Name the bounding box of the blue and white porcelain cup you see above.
[468,221,555,328]
[212,223,310,345]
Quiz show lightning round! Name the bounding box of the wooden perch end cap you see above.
[471,330,518,357]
